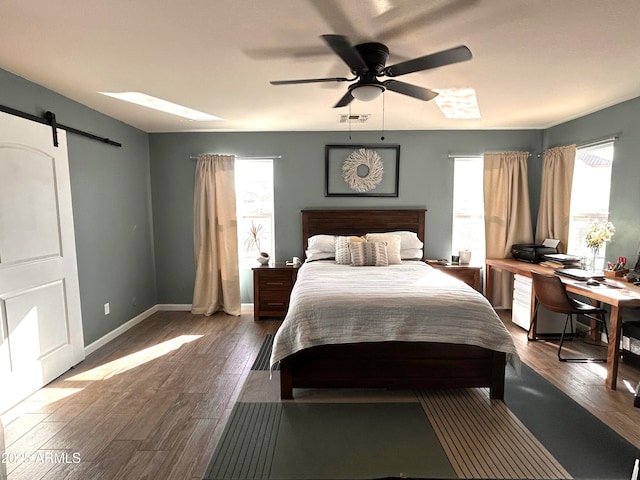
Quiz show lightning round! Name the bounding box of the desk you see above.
[486,258,640,390]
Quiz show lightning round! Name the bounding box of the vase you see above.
[590,247,599,272]
[257,252,270,265]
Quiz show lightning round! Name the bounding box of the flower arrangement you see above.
[585,221,615,250]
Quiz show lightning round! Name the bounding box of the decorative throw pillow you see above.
[334,235,365,264]
[365,233,402,264]
[349,241,389,266]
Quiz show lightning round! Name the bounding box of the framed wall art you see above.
[325,144,400,197]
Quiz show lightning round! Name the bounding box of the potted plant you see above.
[244,221,270,265]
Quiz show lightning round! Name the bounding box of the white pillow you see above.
[400,248,424,260]
[386,231,424,250]
[305,250,335,262]
[364,233,402,264]
[307,234,335,252]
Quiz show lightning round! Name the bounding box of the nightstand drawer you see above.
[258,270,295,289]
[260,297,289,311]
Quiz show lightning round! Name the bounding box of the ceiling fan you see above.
[270,34,472,108]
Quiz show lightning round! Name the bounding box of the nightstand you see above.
[428,263,482,292]
[252,263,300,321]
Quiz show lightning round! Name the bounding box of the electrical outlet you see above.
[104,302,110,315]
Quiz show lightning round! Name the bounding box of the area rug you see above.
[204,335,637,480]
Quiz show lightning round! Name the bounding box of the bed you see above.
[270,209,518,400]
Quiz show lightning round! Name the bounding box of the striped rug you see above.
[204,334,634,480]
[418,389,567,479]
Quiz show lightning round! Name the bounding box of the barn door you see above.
[0,111,85,414]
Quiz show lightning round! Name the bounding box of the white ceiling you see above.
[2,0,639,133]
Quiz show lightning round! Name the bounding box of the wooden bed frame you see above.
[279,208,507,400]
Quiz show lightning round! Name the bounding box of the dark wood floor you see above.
[1,306,639,479]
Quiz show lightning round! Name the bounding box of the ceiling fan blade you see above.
[383,45,472,77]
[310,0,359,39]
[333,91,354,108]
[321,34,368,74]
[270,77,351,85]
[383,80,439,101]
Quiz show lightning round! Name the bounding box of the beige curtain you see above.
[535,145,576,253]
[191,154,241,316]
[484,152,533,308]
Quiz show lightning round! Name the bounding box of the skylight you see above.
[434,88,481,119]
[99,92,222,121]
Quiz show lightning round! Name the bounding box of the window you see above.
[566,143,614,268]
[235,159,275,269]
[452,156,485,265]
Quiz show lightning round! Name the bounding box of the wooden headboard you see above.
[301,208,427,252]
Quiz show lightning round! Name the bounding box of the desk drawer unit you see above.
[512,274,564,334]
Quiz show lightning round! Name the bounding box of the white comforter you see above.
[270,261,519,370]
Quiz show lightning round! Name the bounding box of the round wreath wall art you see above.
[341,148,384,193]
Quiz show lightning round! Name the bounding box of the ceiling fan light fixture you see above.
[351,85,384,102]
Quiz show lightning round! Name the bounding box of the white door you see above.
[0,111,85,414]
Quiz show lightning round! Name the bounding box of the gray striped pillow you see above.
[349,241,388,266]
[335,235,365,264]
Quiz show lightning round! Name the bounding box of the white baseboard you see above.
[84,305,159,356]
[82,302,251,357]
[156,304,192,311]
[84,303,193,356]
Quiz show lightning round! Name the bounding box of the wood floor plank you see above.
[4,422,68,476]
[3,413,49,448]
[76,440,140,480]
[138,393,203,451]
[115,389,182,441]
[166,418,220,480]
[111,449,174,480]
[41,413,134,462]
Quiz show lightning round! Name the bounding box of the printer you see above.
[511,243,558,263]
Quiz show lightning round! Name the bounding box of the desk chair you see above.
[530,271,609,362]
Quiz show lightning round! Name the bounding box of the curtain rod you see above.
[536,135,619,157]
[0,103,121,147]
[577,135,618,150]
[447,152,532,158]
[190,154,282,160]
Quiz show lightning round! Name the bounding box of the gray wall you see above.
[149,130,541,304]
[0,69,157,345]
[543,97,640,264]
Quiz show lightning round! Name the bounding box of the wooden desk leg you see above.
[589,300,602,341]
[485,264,493,303]
[606,305,622,390]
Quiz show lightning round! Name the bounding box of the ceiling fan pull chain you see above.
[381,92,385,141]
[348,102,352,140]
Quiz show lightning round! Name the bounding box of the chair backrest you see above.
[531,271,575,314]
